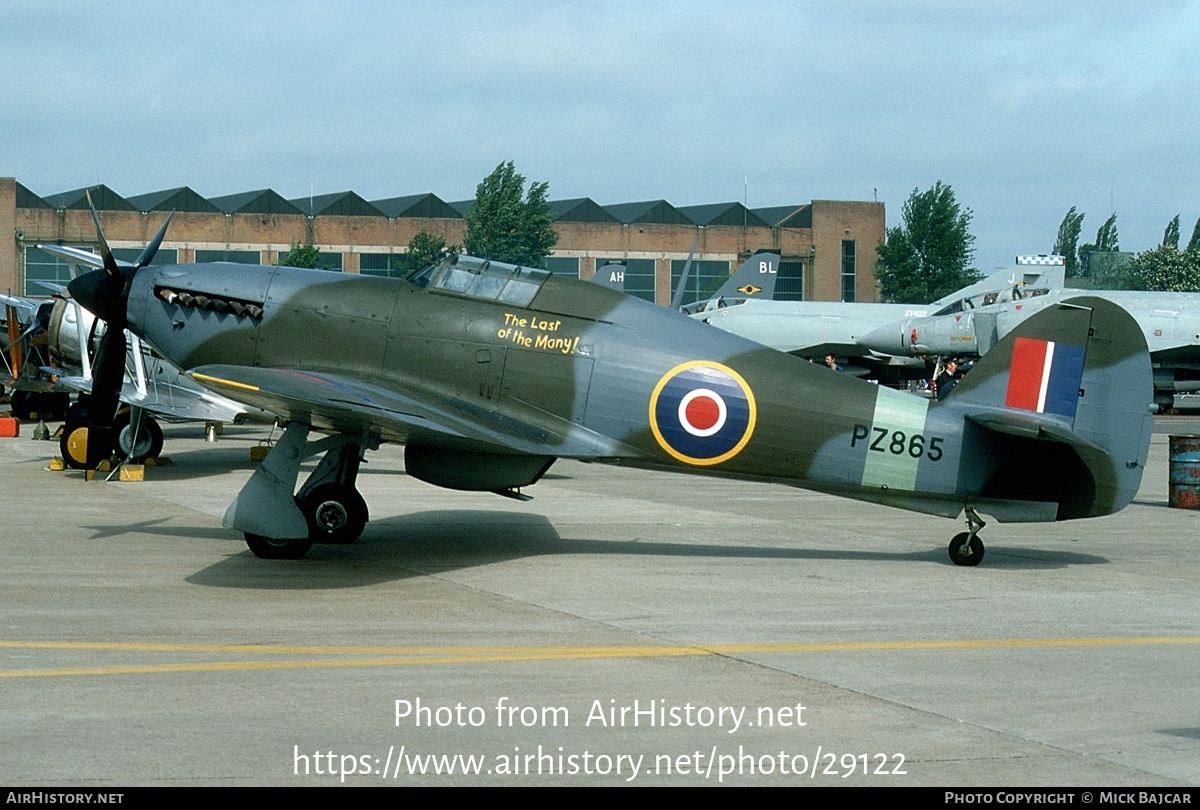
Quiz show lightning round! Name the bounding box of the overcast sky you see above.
[3,1,1197,271]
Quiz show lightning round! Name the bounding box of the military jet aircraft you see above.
[860,285,1200,409]
[69,203,1152,566]
[690,264,1064,381]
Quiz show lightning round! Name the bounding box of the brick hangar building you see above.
[1,177,885,306]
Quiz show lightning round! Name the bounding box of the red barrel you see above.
[1168,435,1200,508]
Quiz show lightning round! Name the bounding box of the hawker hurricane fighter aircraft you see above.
[69,204,1153,565]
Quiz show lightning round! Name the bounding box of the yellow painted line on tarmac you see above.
[0,636,1197,679]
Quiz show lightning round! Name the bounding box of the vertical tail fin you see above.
[947,296,1152,519]
[715,250,779,301]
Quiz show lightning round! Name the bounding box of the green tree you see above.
[464,161,558,267]
[277,242,321,269]
[1124,245,1200,291]
[1163,214,1181,249]
[1096,213,1119,251]
[400,230,453,273]
[1187,216,1200,253]
[875,181,979,303]
[1053,207,1086,277]
[1077,213,1119,276]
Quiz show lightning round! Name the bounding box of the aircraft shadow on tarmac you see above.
[138,445,264,481]
[176,509,1110,590]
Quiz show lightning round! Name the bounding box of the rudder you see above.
[947,296,1152,519]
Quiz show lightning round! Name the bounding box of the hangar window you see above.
[196,249,262,264]
[25,246,89,296]
[315,252,343,272]
[777,260,805,301]
[543,256,580,278]
[671,259,732,307]
[620,258,656,302]
[841,240,856,302]
[112,248,177,266]
[359,253,405,278]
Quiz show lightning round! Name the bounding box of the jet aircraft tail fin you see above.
[681,251,781,314]
[590,261,626,292]
[716,250,779,301]
[946,296,1152,520]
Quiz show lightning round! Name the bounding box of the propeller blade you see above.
[86,325,127,472]
[671,232,700,309]
[134,211,175,269]
[85,189,121,280]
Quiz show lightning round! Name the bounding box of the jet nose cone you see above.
[860,320,909,355]
[67,268,128,326]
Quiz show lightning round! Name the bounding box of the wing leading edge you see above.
[186,364,638,459]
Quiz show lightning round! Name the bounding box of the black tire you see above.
[113,411,164,463]
[297,483,368,544]
[64,400,90,426]
[948,532,985,566]
[244,533,314,560]
[9,391,70,421]
[9,390,35,420]
[60,420,89,470]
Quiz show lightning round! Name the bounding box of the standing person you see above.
[824,353,844,372]
[935,359,959,400]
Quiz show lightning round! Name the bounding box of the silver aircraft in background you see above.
[689,258,1065,382]
[859,278,1200,409]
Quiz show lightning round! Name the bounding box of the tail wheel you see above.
[297,483,368,544]
[948,532,985,566]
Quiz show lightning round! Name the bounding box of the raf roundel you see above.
[649,361,757,465]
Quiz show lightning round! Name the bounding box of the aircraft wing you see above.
[0,293,40,321]
[35,244,106,270]
[185,365,635,459]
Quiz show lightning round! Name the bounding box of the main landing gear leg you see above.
[948,507,986,567]
[224,423,372,558]
[295,440,368,545]
[224,422,314,559]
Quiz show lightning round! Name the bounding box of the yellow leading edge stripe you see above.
[190,371,259,392]
[1,636,1197,679]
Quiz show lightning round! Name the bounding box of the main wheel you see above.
[113,411,164,463]
[297,483,368,544]
[60,420,90,470]
[948,532,985,566]
[244,532,314,560]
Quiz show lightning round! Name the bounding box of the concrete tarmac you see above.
[0,421,1197,786]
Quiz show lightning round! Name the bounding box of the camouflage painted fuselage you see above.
[124,261,1152,525]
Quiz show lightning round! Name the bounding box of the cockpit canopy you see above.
[410,254,551,307]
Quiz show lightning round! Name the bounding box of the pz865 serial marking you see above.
[851,424,944,461]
